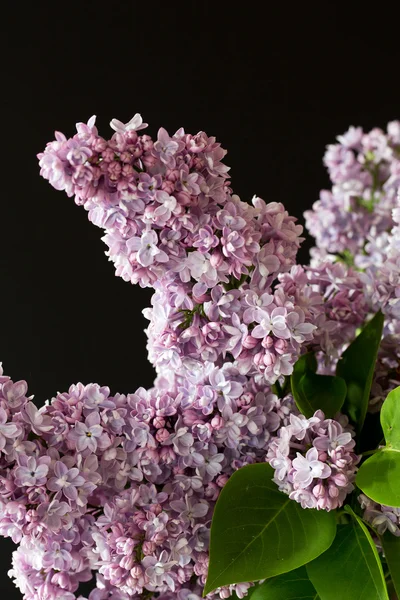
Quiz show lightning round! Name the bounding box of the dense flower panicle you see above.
[38,116,303,292]
[305,124,400,413]
[304,122,400,265]
[143,276,317,385]
[359,494,400,537]
[277,261,369,359]
[362,191,400,319]
[0,365,295,599]
[267,409,360,511]
[38,115,322,385]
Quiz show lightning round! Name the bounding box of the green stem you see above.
[362,448,381,457]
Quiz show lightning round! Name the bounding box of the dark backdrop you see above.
[0,3,399,597]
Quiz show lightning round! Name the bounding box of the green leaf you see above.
[380,386,400,449]
[307,507,389,600]
[203,463,337,595]
[298,372,347,419]
[356,386,400,506]
[356,449,400,507]
[246,566,320,599]
[381,532,400,599]
[291,353,347,418]
[336,310,384,434]
[291,353,317,410]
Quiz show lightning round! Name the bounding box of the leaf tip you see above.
[202,580,214,597]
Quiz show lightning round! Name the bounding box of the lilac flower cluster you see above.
[304,124,400,540]
[267,410,360,510]
[358,494,400,537]
[38,115,302,291]
[0,361,296,599]
[39,115,318,385]
[277,261,369,361]
[304,122,400,267]
[363,192,400,322]
[143,277,317,385]
[143,256,369,387]
[304,126,400,402]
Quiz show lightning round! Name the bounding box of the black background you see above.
[1,3,399,597]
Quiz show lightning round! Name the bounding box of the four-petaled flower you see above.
[153,128,182,168]
[127,230,169,268]
[14,455,50,487]
[68,412,103,452]
[292,447,331,488]
[47,461,85,501]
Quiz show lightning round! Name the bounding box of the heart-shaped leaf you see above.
[381,532,400,599]
[356,386,400,506]
[336,310,384,434]
[203,463,336,595]
[246,566,320,599]
[307,507,388,600]
[291,353,347,418]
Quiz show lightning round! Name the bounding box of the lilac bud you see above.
[243,334,259,349]
[328,484,340,498]
[205,483,220,501]
[153,531,166,545]
[216,474,229,487]
[331,473,348,487]
[92,137,107,152]
[261,335,274,349]
[153,416,166,429]
[211,415,223,429]
[263,352,276,367]
[156,428,170,443]
[159,447,176,463]
[122,164,134,178]
[133,511,146,525]
[209,250,224,268]
[130,565,143,578]
[102,148,114,163]
[120,554,134,570]
[312,483,325,498]
[142,541,157,555]
[274,338,288,354]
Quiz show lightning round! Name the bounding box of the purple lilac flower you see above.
[305,122,400,271]
[359,494,400,536]
[47,461,85,501]
[14,455,50,487]
[68,412,103,452]
[267,410,360,510]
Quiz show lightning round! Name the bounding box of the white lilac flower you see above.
[109,113,148,133]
